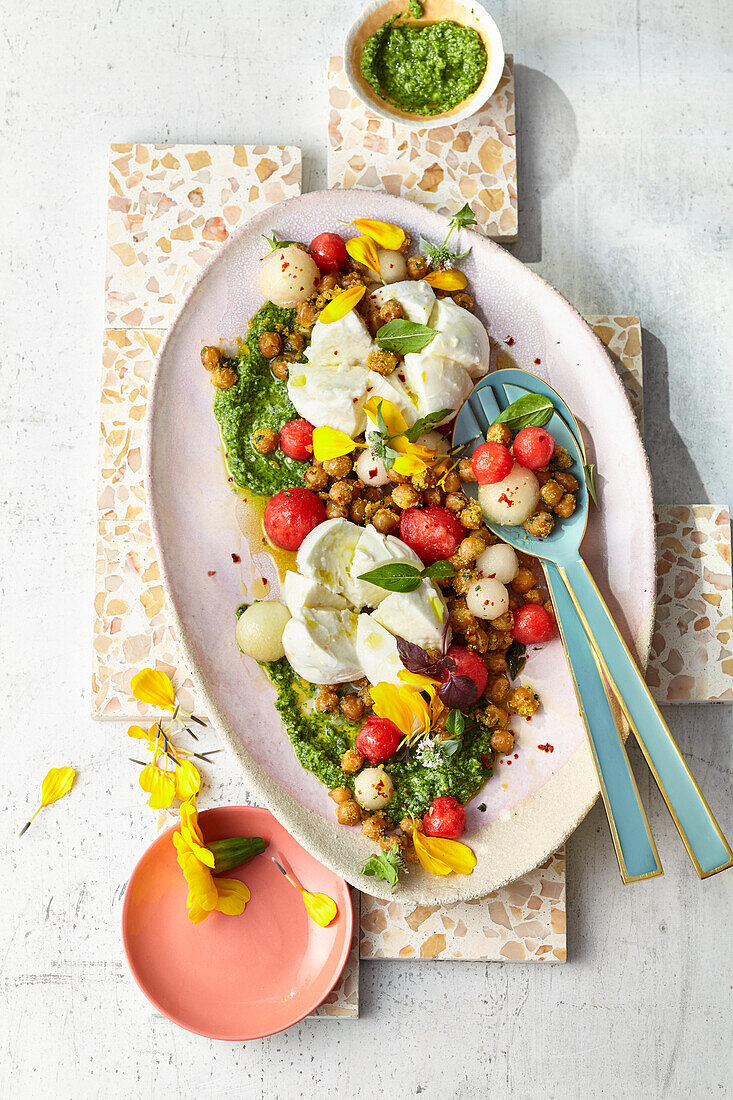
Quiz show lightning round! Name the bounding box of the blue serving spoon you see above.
[454,368,732,879]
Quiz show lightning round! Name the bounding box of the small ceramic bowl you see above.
[343,0,505,130]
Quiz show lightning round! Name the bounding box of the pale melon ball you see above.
[478,463,540,527]
[354,767,394,810]
[466,577,510,621]
[416,430,450,454]
[259,245,320,307]
[476,543,519,584]
[377,249,407,284]
[235,601,291,661]
[355,447,390,486]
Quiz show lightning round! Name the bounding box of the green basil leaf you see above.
[493,394,554,431]
[440,738,461,756]
[449,202,477,230]
[421,560,456,580]
[376,319,438,355]
[260,231,303,259]
[506,640,527,680]
[404,408,453,442]
[446,709,465,737]
[360,848,403,892]
[357,562,423,593]
[584,463,599,507]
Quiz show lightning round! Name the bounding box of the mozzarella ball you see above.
[355,447,390,486]
[377,249,407,284]
[466,577,510,621]
[476,543,519,584]
[416,430,450,454]
[235,601,291,661]
[478,463,540,527]
[259,245,320,307]
[354,767,394,810]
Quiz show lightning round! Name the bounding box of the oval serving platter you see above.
[146,189,656,903]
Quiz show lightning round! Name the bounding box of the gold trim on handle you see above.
[557,561,733,880]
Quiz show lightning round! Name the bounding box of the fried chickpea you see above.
[303,464,329,491]
[296,299,318,329]
[258,331,282,359]
[445,492,468,513]
[340,693,365,722]
[458,457,475,481]
[373,507,400,534]
[544,601,556,626]
[336,799,362,826]
[487,676,510,704]
[455,533,487,565]
[399,231,412,254]
[316,689,339,714]
[551,445,573,470]
[326,501,349,520]
[407,255,428,278]
[270,355,290,381]
[391,483,421,510]
[350,497,368,524]
[491,610,514,633]
[452,568,477,597]
[460,501,484,529]
[486,651,508,674]
[507,686,540,717]
[554,494,577,519]
[483,703,510,728]
[534,466,552,486]
[411,467,439,492]
[319,274,340,293]
[340,747,364,774]
[524,511,555,538]
[451,602,478,634]
[323,455,353,478]
[402,839,420,863]
[329,479,356,507]
[452,291,474,311]
[284,331,305,356]
[252,427,278,455]
[511,567,538,595]
[466,627,490,653]
[387,467,410,484]
[361,815,387,841]
[359,682,372,706]
[524,587,544,604]
[210,365,238,389]
[485,422,512,445]
[367,349,399,376]
[379,834,404,853]
[379,299,405,323]
[422,488,441,507]
[540,479,564,507]
[442,470,462,493]
[341,270,366,289]
[490,729,515,754]
[365,301,382,337]
[329,785,351,804]
[556,471,579,492]
[201,345,222,371]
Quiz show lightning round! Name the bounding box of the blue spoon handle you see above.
[559,557,733,878]
[544,562,662,881]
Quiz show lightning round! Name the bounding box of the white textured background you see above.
[1,1,731,1097]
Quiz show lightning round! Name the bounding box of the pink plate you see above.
[121,806,353,1040]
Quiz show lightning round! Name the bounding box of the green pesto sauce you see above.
[263,658,494,824]
[213,302,306,496]
[361,17,487,117]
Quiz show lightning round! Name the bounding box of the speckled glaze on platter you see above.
[146,189,656,903]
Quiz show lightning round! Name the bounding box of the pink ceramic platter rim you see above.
[146,189,656,903]
[121,806,354,1041]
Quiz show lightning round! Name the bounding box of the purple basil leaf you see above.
[439,673,479,709]
[395,636,432,673]
[425,654,456,680]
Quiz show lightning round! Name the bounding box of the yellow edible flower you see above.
[412,828,476,876]
[130,668,175,712]
[127,723,157,746]
[174,759,201,799]
[312,426,360,461]
[397,670,447,728]
[318,284,366,324]
[424,269,468,291]
[139,762,176,809]
[363,396,436,477]
[352,218,405,251]
[19,766,76,836]
[345,235,381,276]
[173,797,250,924]
[302,891,338,927]
[371,680,431,745]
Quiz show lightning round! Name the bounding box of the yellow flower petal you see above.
[174,837,218,911]
[424,269,468,291]
[175,760,201,800]
[352,219,405,251]
[391,451,430,476]
[127,723,157,743]
[303,891,338,927]
[413,829,476,875]
[139,763,176,809]
[213,877,251,916]
[318,284,366,324]
[371,681,430,740]
[312,426,358,462]
[40,766,75,808]
[363,396,408,436]
[130,668,175,711]
[345,235,381,276]
[179,796,215,866]
[398,670,440,690]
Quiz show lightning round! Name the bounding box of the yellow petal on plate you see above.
[312,426,358,462]
[391,451,430,476]
[186,898,211,925]
[413,829,476,875]
[363,395,408,436]
[174,759,201,800]
[139,763,176,809]
[213,877,251,916]
[174,839,218,911]
[397,670,440,691]
[424,269,468,291]
[130,668,175,711]
[345,235,381,276]
[370,681,430,740]
[40,766,75,808]
[352,218,405,251]
[303,891,338,927]
[318,284,366,324]
[178,796,215,866]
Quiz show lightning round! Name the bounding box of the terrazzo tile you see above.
[588,315,644,433]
